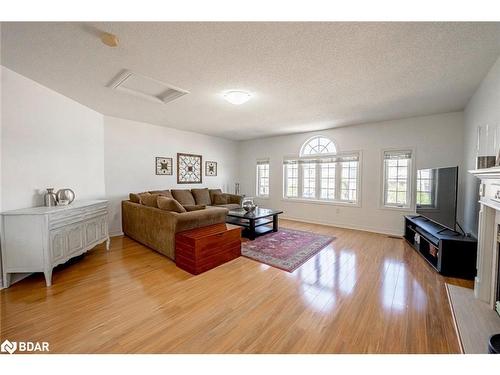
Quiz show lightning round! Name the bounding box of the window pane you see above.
[340,161,358,202]
[257,163,270,197]
[416,169,435,206]
[383,151,411,207]
[302,164,316,198]
[301,136,337,156]
[320,162,335,200]
[284,163,298,198]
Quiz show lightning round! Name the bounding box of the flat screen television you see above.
[416,166,458,231]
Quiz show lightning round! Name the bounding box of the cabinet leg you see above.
[106,237,111,251]
[43,269,53,287]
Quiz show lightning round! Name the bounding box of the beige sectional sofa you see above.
[122,188,242,260]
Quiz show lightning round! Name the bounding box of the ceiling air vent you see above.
[108,70,189,104]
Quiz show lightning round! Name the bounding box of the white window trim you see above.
[282,150,363,207]
[379,147,416,211]
[256,158,270,198]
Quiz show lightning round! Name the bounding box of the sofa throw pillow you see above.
[184,205,206,212]
[212,193,229,205]
[209,189,223,203]
[171,189,196,206]
[157,196,187,213]
[149,190,173,199]
[129,193,142,204]
[191,188,212,206]
[141,193,161,208]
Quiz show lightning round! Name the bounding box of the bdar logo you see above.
[1,339,17,354]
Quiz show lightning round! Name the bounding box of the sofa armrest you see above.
[122,200,180,259]
[176,207,229,233]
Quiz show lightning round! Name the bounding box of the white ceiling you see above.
[2,22,500,140]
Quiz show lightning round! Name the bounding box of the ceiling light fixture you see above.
[223,90,252,105]
[101,32,119,47]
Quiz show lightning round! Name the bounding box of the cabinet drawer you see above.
[49,205,108,230]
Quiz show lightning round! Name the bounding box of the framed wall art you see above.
[155,157,173,175]
[177,153,202,184]
[205,161,217,176]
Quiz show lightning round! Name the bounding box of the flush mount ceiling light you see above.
[223,90,253,105]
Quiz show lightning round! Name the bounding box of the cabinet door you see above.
[85,220,99,246]
[67,224,84,255]
[50,229,67,263]
[98,216,107,239]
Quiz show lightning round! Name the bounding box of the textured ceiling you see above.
[2,22,500,140]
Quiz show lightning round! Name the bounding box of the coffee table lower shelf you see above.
[226,217,273,228]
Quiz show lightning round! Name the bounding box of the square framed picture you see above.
[205,161,217,176]
[177,153,202,184]
[155,157,173,175]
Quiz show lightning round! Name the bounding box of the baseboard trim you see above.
[281,215,403,237]
[109,231,124,238]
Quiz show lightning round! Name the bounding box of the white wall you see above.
[463,56,500,237]
[0,24,3,287]
[104,116,239,235]
[1,67,105,211]
[239,112,465,236]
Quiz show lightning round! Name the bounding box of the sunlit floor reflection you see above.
[296,248,357,312]
[381,259,426,311]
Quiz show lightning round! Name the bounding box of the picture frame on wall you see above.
[177,153,202,184]
[205,161,217,176]
[155,157,173,175]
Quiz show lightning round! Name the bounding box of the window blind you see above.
[284,153,359,164]
[383,151,412,160]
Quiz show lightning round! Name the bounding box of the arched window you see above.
[300,136,337,156]
[283,135,360,204]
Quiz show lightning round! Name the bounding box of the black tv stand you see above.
[404,215,477,279]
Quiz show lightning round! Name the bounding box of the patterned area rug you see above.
[241,228,335,272]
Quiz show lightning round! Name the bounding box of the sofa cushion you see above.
[171,189,196,206]
[191,188,212,205]
[157,196,186,213]
[209,189,223,203]
[212,203,241,210]
[212,193,229,205]
[184,205,206,212]
[149,190,173,199]
[141,193,161,208]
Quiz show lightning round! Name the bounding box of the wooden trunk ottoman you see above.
[175,223,242,275]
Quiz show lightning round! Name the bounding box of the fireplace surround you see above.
[470,167,500,313]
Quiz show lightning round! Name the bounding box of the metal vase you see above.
[56,188,75,205]
[44,188,58,207]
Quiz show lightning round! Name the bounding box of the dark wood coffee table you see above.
[226,207,284,240]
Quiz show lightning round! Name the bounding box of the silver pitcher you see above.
[44,188,58,207]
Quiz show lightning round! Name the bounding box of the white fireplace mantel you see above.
[469,167,500,310]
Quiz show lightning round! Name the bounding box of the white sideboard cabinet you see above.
[1,200,109,287]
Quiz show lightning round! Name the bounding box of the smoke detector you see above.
[108,70,189,104]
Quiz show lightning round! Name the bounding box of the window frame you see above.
[299,135,337,157]
[380,148,415,210]
[283,151,362,207]
[256,159,270,198]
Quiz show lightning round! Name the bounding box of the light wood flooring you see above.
[0,219,472,353]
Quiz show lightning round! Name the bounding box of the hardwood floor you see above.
[0,219,471,353]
